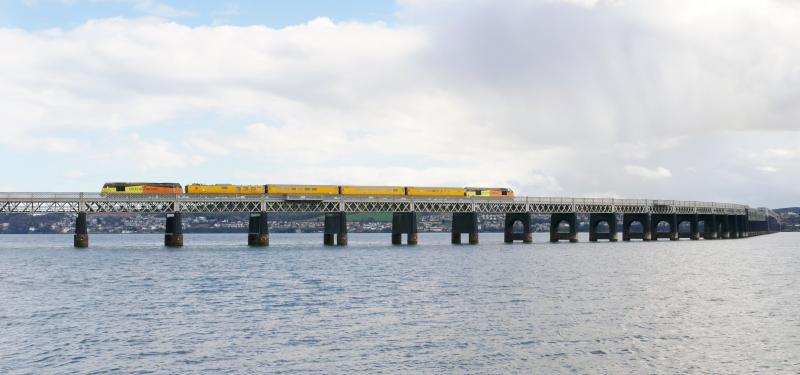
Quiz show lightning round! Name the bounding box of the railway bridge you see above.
[0,193,782,247]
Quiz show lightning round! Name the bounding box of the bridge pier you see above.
[716,215,730,239]
[74,212,89,248]
[504,213,532,243]
[589,213,618,242]
[165,212,183,247]
[248,212,269,247]
[550,213,578,242]
[622,213,651,241]
[651,214,678,241]
[729,215,740,239]
[738,215,748,238]
[699,214,717,239]
[324,212,348,246]
[392,212,418,245]
[676,214,700,240]
[452,212,479,244]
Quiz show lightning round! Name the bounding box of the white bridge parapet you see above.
[0,192,760,216]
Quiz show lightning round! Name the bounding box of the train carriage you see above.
[340,186,405,196]
[405,187,466,197]
[267,185,340,195]
[185,184,264,195]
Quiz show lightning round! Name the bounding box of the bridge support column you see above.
[452,212,479,244]
[550,213,578,243]
[165,212,183,247]
[589,213,618,242]
[749,216,768,236]
[676,214,699,240]
[324,212,348,246]
[717,215,730,239]
[504,213,532,243]
[690,215,701,240]
[623,213,650,241]
[729,215,740,239]
[248,212,269,247]
[74,212,89,248]
[651,214,678,241]
[392,212,418,245]
[700,214,717,239]
[738,215,748,238]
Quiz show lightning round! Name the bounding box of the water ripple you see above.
[0,232,799,373]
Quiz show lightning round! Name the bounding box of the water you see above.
[1,232,799,374]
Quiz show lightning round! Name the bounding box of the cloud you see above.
[624,165,672,180]
[133,0,193,18]
[1,1,800,206]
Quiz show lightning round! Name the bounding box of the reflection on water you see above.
[1,233,799,373]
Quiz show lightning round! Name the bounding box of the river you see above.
[1,233,798,373]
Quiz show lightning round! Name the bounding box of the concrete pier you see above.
[589,213,618,242]
[452,212,479,244]
[676,214,700,240]
[392,212,418,245]
[504,213,532,243]
[550,213,578,242]
[700,214,717,239]
[73,212,89,248]
[739,216,749,237]
[622,213,651,241]
[651,214,678,241]
[248,212,269,247]
[165,212,183,247]
[324,212,348,246]
[717,214,731,239]
[729,215,740,239]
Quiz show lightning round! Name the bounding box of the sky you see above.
[0,0,798,207]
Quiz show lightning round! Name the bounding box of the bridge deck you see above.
[0,193,767,218]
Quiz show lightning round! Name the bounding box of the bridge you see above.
[0,193,782,247]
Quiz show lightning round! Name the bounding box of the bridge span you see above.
[0,193,781,247]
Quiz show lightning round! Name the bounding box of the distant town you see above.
[1,209,797,234]
[0,212,555,234]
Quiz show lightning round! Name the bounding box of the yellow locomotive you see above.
[101,182,182,194]
[102,183,514,197]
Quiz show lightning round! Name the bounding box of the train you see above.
[101,183,514,198]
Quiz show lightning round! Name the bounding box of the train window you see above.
[116,186,124,192]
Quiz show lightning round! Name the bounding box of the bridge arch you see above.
[650,213,679,241]
[589,213,618,242]
[677,220,692,233]
[622,213,651,241]
[556,220,572,233]
[593,220,611,233]
[510,219,525,234]
[627,220,644,233]
[503,213,532,244]
[550,213,578,243]
[655,220,672,233]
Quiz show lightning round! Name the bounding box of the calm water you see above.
[1,232,799,374]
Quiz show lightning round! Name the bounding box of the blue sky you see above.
[0,0,398,29]
[1,0,799,207]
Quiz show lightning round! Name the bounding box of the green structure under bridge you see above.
[0,193,782,247]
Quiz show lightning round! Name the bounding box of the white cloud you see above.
[624,165,672,180]
[1,1,800,206]
[133,0,193,18]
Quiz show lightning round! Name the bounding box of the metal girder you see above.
[0,193,757,217]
